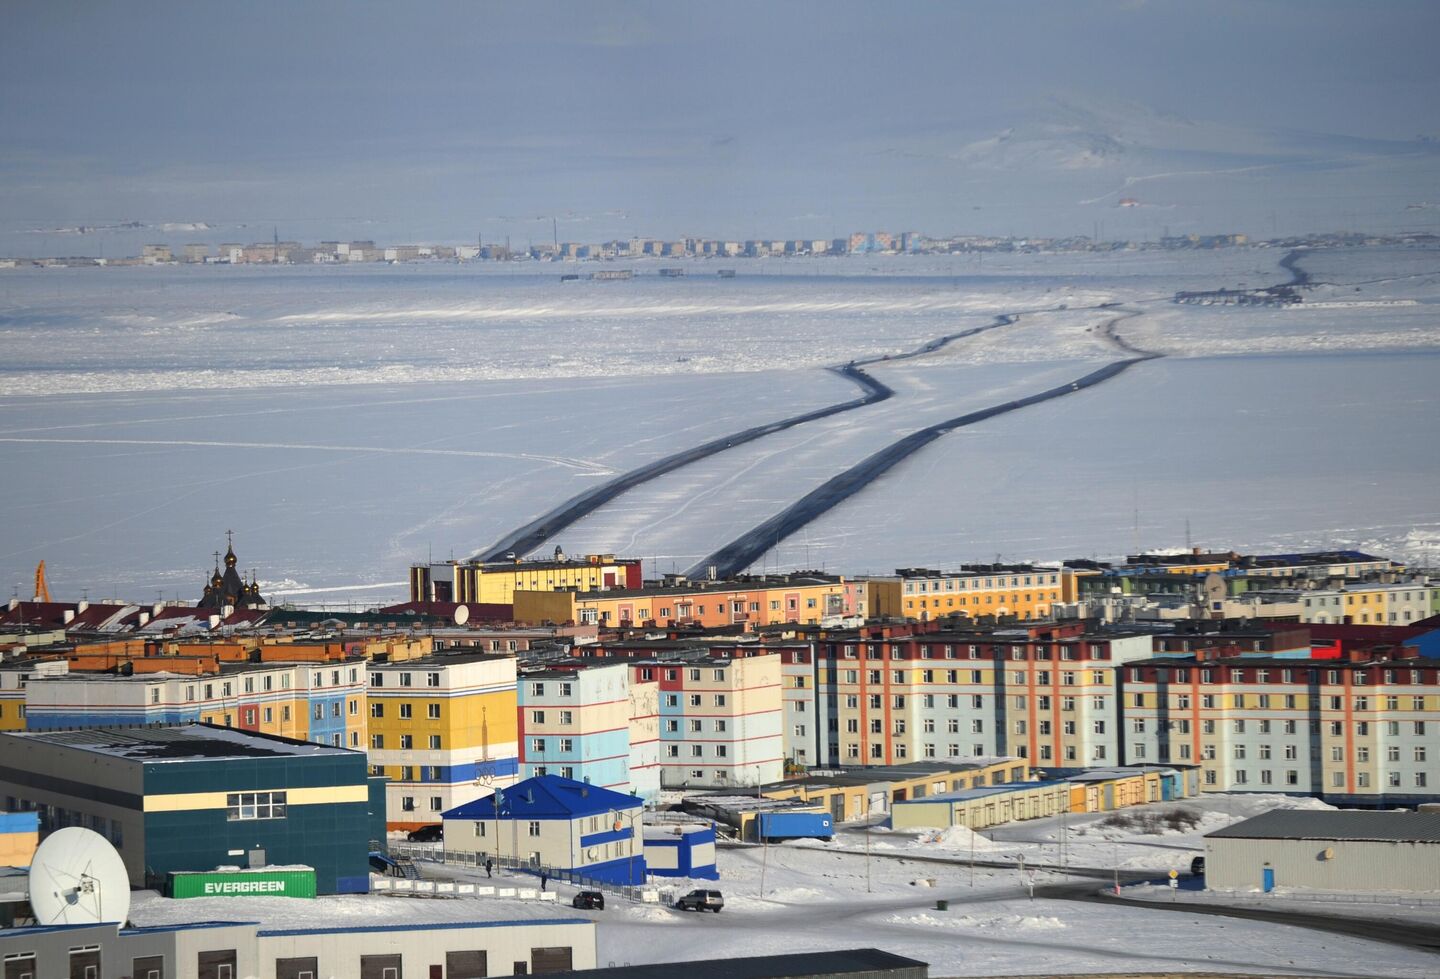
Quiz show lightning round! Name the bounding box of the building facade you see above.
[0,726,381,894]
[441,775,646,886]
[897,565,1078,622]
[630,655,784,789]
[1122,655,1439,805]
[368,654,520,830]
[518,664,633,794]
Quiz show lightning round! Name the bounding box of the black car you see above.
[675,889,724,912]
[406,824,444,843]
[1190,856,1205,877]
[572,890,605,910]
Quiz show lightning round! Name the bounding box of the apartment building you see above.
[367,653,520,829]
[896,565,1077,622]
[19,660,368,747]
[1121,655,1440,805]
[517,663,634,795]
[808,622,1153,769]
[514,574,852,629]
[628,654,783,789]
[1299,582,1439,626]
[410,553,641,605]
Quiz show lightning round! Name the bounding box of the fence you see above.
[1203,887,1440,909]
[384,840,676,905]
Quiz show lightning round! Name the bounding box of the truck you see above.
[754,811,833,842]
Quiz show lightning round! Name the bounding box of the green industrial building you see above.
[0,725,384,894]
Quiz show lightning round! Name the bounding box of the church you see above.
[196,533,267,610]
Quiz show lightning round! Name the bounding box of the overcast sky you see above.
[3,1,1438,242]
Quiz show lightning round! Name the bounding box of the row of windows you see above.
[838,668,1110,686]
[370,733,444,749]
[225,790,286,821]
[833,643,1109,661]
[369,702,442,719]
[905,573,1062,592]
[1138,667,1436,686]
[1200,769,1430,789]
[370,671,443,688]
[909,593,1059,608]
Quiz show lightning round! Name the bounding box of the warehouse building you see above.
[1205,809,1440,893]
[0,917,596,978]
[442,774,646,885]
[0,725,384,894]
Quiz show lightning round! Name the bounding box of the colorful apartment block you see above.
[623,654,784,789]
[513,574,851,628]
[367,653,520,829]
[801,623,1153,768]
[897,566,1077,622]
[517,663,635,796]
[1121,655,1440,805]
[410,553,642,605]
[19,661,368,748]
[1300,583,1440,626]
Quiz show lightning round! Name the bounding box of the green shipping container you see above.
[168,868,317,900]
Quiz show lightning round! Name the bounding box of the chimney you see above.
[208,614,222,629]
[63,609,75,624]
[138,612,150,626]
[76,600,90,614]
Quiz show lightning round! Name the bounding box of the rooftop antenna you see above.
[273,225,279,263]
[1185,518,1192,551]
[553,217,558,249]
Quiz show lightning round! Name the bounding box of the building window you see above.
[430,735,442,750]
[399,703,413,719]
[371,734,384,749]
[226,791,287,821]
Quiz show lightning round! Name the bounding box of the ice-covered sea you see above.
[1,247,1437,603]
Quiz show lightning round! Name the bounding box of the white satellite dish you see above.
[453,604,470,626]
[28,827,132,926]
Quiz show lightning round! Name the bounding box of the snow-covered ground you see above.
[2,246,1437,599]
[858,793,1337,875]
[125,812,1440,977]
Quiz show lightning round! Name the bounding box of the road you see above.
[1041,877,1440,955]
[471,314,1018,562]
[686,310,1160,578]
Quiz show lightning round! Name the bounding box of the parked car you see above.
[406,824,443,843]
[1190,856,1205,877]
[675,889,724,913]
[572,890,605,911]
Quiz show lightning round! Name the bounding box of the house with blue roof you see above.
[441,774,647,885]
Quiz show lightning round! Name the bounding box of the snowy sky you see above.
[3,1,1439,241]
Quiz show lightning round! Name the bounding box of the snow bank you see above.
[917,825,1022,853]
[890,910,1068,931]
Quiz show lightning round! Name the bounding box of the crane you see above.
[33,560,51,603]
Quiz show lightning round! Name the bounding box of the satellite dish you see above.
[28,828,132,926]
[453,604,470,626]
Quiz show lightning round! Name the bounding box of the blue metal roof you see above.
[442,774,642,821]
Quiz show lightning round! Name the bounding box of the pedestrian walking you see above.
[540,872,548,892]
[485,859,493,878]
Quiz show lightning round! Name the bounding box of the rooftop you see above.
[443,774,641,821]
[555,948,926,979]
[1207,809,1440,844]
[1,723,360,762]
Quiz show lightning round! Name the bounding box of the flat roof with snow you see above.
[1206,809,1440,844]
